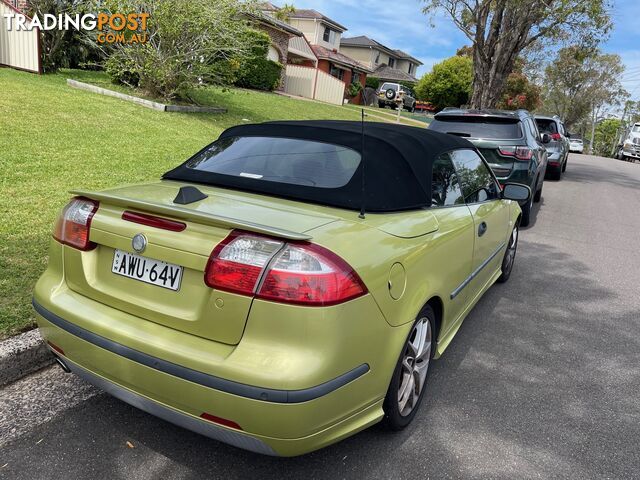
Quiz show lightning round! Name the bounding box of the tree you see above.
[543,47,627,130]
[498,72,541,111]
[28,0,102,72]
[421,0,612,109]
[415,55,472,110]
[101,0,259,100]
[589,118,622,157]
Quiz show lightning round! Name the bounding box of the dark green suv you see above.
[428,109,550,226]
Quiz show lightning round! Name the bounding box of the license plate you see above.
[112,249,183,291]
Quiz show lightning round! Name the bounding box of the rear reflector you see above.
[122,211,186,232]
[204,230,367,306]
[53,197,99,251]
[200,412,243,430]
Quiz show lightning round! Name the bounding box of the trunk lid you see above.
[63,181,338,345]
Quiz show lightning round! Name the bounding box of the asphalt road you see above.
[2,154,639,480]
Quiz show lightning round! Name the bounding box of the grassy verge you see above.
[0,68,402,338]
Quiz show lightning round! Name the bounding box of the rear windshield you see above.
[430,116,523,139]
[535,119,558,134]
[380,83,398,91]
[184,136,361,189]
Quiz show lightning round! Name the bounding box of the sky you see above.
[289,0,640,100]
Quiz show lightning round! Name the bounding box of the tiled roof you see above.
[289,9,347,31]
[393,49,422,65]
[251,12,303,36]
[341,35,423,66]
[311,45,370,72]
[372,64,418,82]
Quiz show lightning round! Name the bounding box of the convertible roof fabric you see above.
[163,120,475,212]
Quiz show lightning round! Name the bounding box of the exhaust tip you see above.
[54,356,71,374]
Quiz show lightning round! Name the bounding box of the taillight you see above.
[498,146,534,161]
[550,133,562,141]
[53,197,99,251]
[258,243,367,306]
[204,231,284,295]
[204,231,367,306]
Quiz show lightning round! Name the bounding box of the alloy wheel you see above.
[504,226,518,273]
[397,318,432,417]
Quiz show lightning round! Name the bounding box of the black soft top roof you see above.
[163,120,475,212]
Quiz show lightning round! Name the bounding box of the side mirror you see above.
[502,183,531,202]
[541,133,551,144]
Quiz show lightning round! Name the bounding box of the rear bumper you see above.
[34,298,386,456]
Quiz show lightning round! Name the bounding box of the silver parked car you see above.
[535,115,570,180]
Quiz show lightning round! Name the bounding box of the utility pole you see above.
[611,101,629,157]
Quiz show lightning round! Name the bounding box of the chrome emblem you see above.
[132,233,147,253]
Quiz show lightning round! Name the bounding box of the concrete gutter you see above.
[0,329,53,387]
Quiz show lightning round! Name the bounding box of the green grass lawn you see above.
[0,68,394,338]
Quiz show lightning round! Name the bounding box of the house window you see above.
[374,52,380,64]
[329,64,344,80]
[388,58,395,68]
[323,27,337,44]
[408,63,413,74]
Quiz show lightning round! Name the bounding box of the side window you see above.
[528,118,541,140]
[432,153,464,207]
[449,149,500,204]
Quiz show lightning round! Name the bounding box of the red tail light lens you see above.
[550,133,562,141]
[204,231,284,295]
[204,231,367,306]
[53,197,99,251]
[257,243,367,306]
[498,146,534,161]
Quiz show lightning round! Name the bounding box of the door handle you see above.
[478,221,487,237]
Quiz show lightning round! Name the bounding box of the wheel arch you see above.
[425,296,443,343]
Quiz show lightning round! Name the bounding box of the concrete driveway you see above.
[1,154,639,479]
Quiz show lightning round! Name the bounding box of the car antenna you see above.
[359,108,366,219]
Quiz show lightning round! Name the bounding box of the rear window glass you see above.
[430,117,523,139]
[535,119,558,134]
[184,136,361,189]
[380,83,398,91]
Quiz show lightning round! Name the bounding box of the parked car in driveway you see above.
[569,137,584,153]
[33,121,529,457]
[377,82,417,112]
[535,115,569,179]
[428,109,549,227]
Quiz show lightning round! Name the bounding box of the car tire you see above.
[562,159,567,173]
[549,168,561,181]
[520,193,533,227]
[383,306,435,431]
[378,101,385,108]
[497,224,519,283]
[533,179,543,202]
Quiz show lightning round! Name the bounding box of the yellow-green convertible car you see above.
[33,121,530,456]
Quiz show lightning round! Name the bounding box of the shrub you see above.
[347,81,363,98]
[100,0,258,100]
[366,77,381,90]
[415,56,473,109]
[234,29,283,91]
[235,57,283,91]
